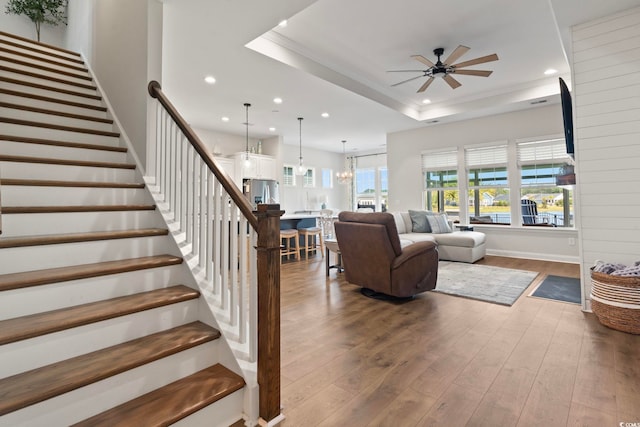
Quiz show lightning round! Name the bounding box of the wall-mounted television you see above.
[559,77,574,159]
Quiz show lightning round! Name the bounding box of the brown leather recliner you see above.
[334,211,438,298]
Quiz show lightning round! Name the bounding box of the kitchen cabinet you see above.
[213,157,235,182]
[232,152,276,183]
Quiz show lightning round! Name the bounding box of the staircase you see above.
[0,31,247,426]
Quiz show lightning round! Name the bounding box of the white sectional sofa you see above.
[390,212,486,263]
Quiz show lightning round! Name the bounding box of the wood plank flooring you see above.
[279,255,640,426]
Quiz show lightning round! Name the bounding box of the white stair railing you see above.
[146,81,290,426]
[146,82,259,364]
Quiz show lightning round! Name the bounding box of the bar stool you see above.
[280,229,300,260]
[298,226,324,259]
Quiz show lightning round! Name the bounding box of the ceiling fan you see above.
[389,45,499,93]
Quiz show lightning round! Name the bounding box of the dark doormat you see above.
[530,275,581,304]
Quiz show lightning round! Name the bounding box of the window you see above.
[355,166,387,211]
[422,150,459,217]
[321,168,333,188]
[466,144,510,224]
[303,168,315,188]
[518,138,573,227]
[283,165,295,186]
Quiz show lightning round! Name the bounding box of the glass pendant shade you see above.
[295,117,306,176]
[336,140,353,184]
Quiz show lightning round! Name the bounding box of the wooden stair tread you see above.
[0,76,102,100]
[0,30,82,57]
[0,228,168,249]
[0,117,119,137]
[0,254,183,291]
[72,364,245,427]
[0,38,85,65]
[1,178,144,188]
[0,88,107,112]
[1,204,156,214]
[0,134,125,152]
[0,46,90,73]
[0,64,96,90]
[0,154,134,170]
[0,285,200,345]
[0,101,112,123]
[0,54,91,79]
[0,322,220,416]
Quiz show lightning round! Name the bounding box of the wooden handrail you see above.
[147,80,258,230]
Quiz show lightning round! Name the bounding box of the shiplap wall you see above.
[572,7,640,310]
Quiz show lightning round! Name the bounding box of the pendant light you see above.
[336,140,353,184]
[243,103,252,167]
[296,117,306,176]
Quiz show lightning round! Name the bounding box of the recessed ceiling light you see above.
[269,127,276,132]
[273,97,283,104]
[278,19,288,28]
[422,99,432,104]
[204,75,216,84]
[544,68,557,75]
[221,116,229,122]
[321,112,330,118]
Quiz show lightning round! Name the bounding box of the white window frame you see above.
[302,167,315,188]
[283,165,296,186]
[422,149,459,213]
[321,168,333,189]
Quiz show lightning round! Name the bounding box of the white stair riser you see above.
[0,91,108,119]
[173,390,244,427]
[1,122,119,147]
[0,106,114,132]
[0,80,104,107]
[0,39,86,66]
[0,52,91,80]
[0,340,220,427]
[1,210,162,237]
[0,186,152,206]
[0,140,127,163]
[0,161,135,182]
[0,68,97,96]
[0,264,192,320]
[0,235,176,275]
[0,300,201,377]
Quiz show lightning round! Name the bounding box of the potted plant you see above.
[5,0,67,42]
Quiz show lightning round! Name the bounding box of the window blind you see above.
[465,144,508,168]
[517,138,567,165]
[421,150,457,170]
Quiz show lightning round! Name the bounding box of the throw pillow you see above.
[427,213,452,234]
[408,210,432,233]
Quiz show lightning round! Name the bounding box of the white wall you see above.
[64,0,95,61]
[572,6,640,309]
[85,0,161,171]
[280,145,349,214]
[387,104,580,262]
[0,0,66,45]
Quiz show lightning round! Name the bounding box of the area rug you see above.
[529,275,581,304]
[434,262,539,306]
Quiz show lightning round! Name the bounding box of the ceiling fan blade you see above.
[387,70,427,73]
[392,75,425,87]
[417,77,435,93]
[443,45,470,65]
[452,53,499,69]
[452,69,493,77]
[443,74,462,89]
[411,54,435,67]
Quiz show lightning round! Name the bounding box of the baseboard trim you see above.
[487,249,580,264]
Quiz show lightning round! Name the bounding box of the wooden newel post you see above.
[255,204,284,423]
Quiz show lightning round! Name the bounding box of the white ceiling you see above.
[161,0,640,153]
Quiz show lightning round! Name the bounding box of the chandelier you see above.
[336,140,353,184]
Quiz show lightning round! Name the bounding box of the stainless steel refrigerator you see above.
[242,179,279,209]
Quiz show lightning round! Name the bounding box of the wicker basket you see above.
[590,269,640,334]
